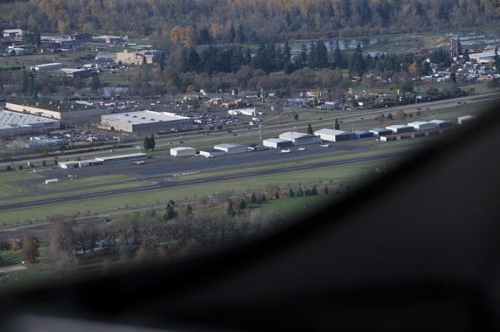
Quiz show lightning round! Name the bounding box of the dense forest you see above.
[0,0,499,44]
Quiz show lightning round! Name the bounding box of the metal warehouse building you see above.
[278,131,321,145]
[386,125,415,134]
[407,121,438,131]
[58,153,148,169]
[315,129,356,142]
[370,128,393,137]
[170,147,196,157]
[262,138,293,149]
[214,143,248,155]
[101,110,192,133]
[199,149,226,158]
[429,119,453,128]
[354,130,374,139]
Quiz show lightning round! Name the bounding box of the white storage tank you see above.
[45,178,59,184]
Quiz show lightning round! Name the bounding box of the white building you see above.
[170,147,196,157]
[278,131,321,145]
[386,125,414,134]
[428,119,453,128]
[262,138,293,149]
[30,63,63,72]
[199,149,226,158]
[101,110,192,133]
[314,128,356,142]
[407,121,438,131]
[214,143,248,155]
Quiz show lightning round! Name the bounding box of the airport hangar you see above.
[101,110,192,133]
[58,153,148,169]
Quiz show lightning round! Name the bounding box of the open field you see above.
[0,156,395,226]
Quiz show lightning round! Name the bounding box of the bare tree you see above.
[45,221,78,276]
[21,234,39,264]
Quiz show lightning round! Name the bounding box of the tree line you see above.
[0,180,345,278]
[1,0,498,44]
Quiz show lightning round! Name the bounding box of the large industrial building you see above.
[101,110,192,133]
[314,129,356,142]
[0,110,60,137]
[6,102,112,122]
[278,131,321,145]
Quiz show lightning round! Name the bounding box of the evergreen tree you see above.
[350,43,366,76]
[307,123,314,135]
[342,0,352,19]
[333,40,342,70]
[308,41,317,68]
[229,23,236,42]
[289,188,295,198]
[186,48,201,72]
[236,24,246,43]
[149,133,155,151]
[143,136,151,150]
[164,200,178,220]
[283,40,292,63]
[311,185,318,195]
[239,199,247,210]
[250,192,257,204]
[334,118,340,130]
[315,40,329,68]
[326,1,335,18]
[324,185,329,194]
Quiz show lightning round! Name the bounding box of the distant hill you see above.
[0,0,498,45]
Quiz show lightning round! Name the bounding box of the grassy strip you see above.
[0,159,390,226]
[0,251,22,267]
[174,140,422,181]
[0,181,154,206]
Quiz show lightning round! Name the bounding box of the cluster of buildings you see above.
[167,115,474,159]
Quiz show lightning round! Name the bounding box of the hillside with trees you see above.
[0,0,499,44]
